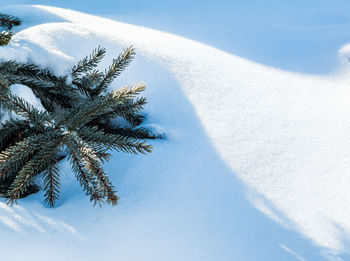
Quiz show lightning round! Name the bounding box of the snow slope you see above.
[4,0,350,75]
[1,3,350,261]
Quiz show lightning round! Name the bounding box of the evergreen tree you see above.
[0,14,158,207]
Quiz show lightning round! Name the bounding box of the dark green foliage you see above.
[0,13,20,46]
[1,61,79,111]
[0,14,159,207]
[0,13,21,30]
[94,46,135,95]
[0,47,157,207]
[0,31,13,46]
[72,45,106,78]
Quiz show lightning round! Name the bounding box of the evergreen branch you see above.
[6,137,62,204]
[58,94,119,129]
[72,69,104,97]
[0,42,158,207]
[0,61,20,86]
[15,63,65,85]
[66,136,105,205]
[0,13,21,30]
[15,64,78,107]
[43,162,61,207]
[0,120,24,149]
[0,91,51,128]
[0,61,79,110]
[94,83,147,126]
[0,176,39,197]
[0,31,13,46]
[0,119,38,151]
[0,131,59,181]
[24,83,77,110]
[99,96,147,124]
[97,123,159,140]
[77,126,153,155]
[94,46,135,95]
[72,46,106,77]
[78,144,118,206]
[0,80,10,94]
[112,82,146,100]
[0,60,18,72]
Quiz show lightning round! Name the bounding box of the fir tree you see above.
[0,14,159,207]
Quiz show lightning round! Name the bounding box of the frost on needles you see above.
[0,14,158,207]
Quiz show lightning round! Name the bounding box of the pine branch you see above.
[94,46,135,95]
[56,96,112,130]
[77,126,153,155]
[0,13,20,47]
[24,83,77,111]
[66,136,105,205]
[43,162,61,207]
[0,61,79,110]
[15,63,66,85]
[72,46,106,78]
[15,64,78,109]
[0,176,39,197]
[0,42,156,207]
[97,123,159,140]
[112,82,146,100]
[0,31,13,46]
[99,96,147,125]
[0,79,10,93]
[0,119,40,151]
[0,13,21,30]
[0,61,67,89]
[78,144,118,206]
[57,85,143,130]
[6,137,62,204]
[72,70,103,97]
[0,61,20,87]
[0,131,59,181]
[0,91,51,129]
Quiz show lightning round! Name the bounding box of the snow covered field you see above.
[1,1,350,260]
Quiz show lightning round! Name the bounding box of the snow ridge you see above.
[1,4,350,261]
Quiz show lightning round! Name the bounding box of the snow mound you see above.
[1,4,350,261]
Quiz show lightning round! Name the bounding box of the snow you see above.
[10,84,45,111]
[0,2,350,261]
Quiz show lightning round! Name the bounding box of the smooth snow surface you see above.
[1,3,350,261]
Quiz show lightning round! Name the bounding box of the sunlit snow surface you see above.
[0,4,350,261]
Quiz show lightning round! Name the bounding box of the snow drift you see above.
[0,4,350,261]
